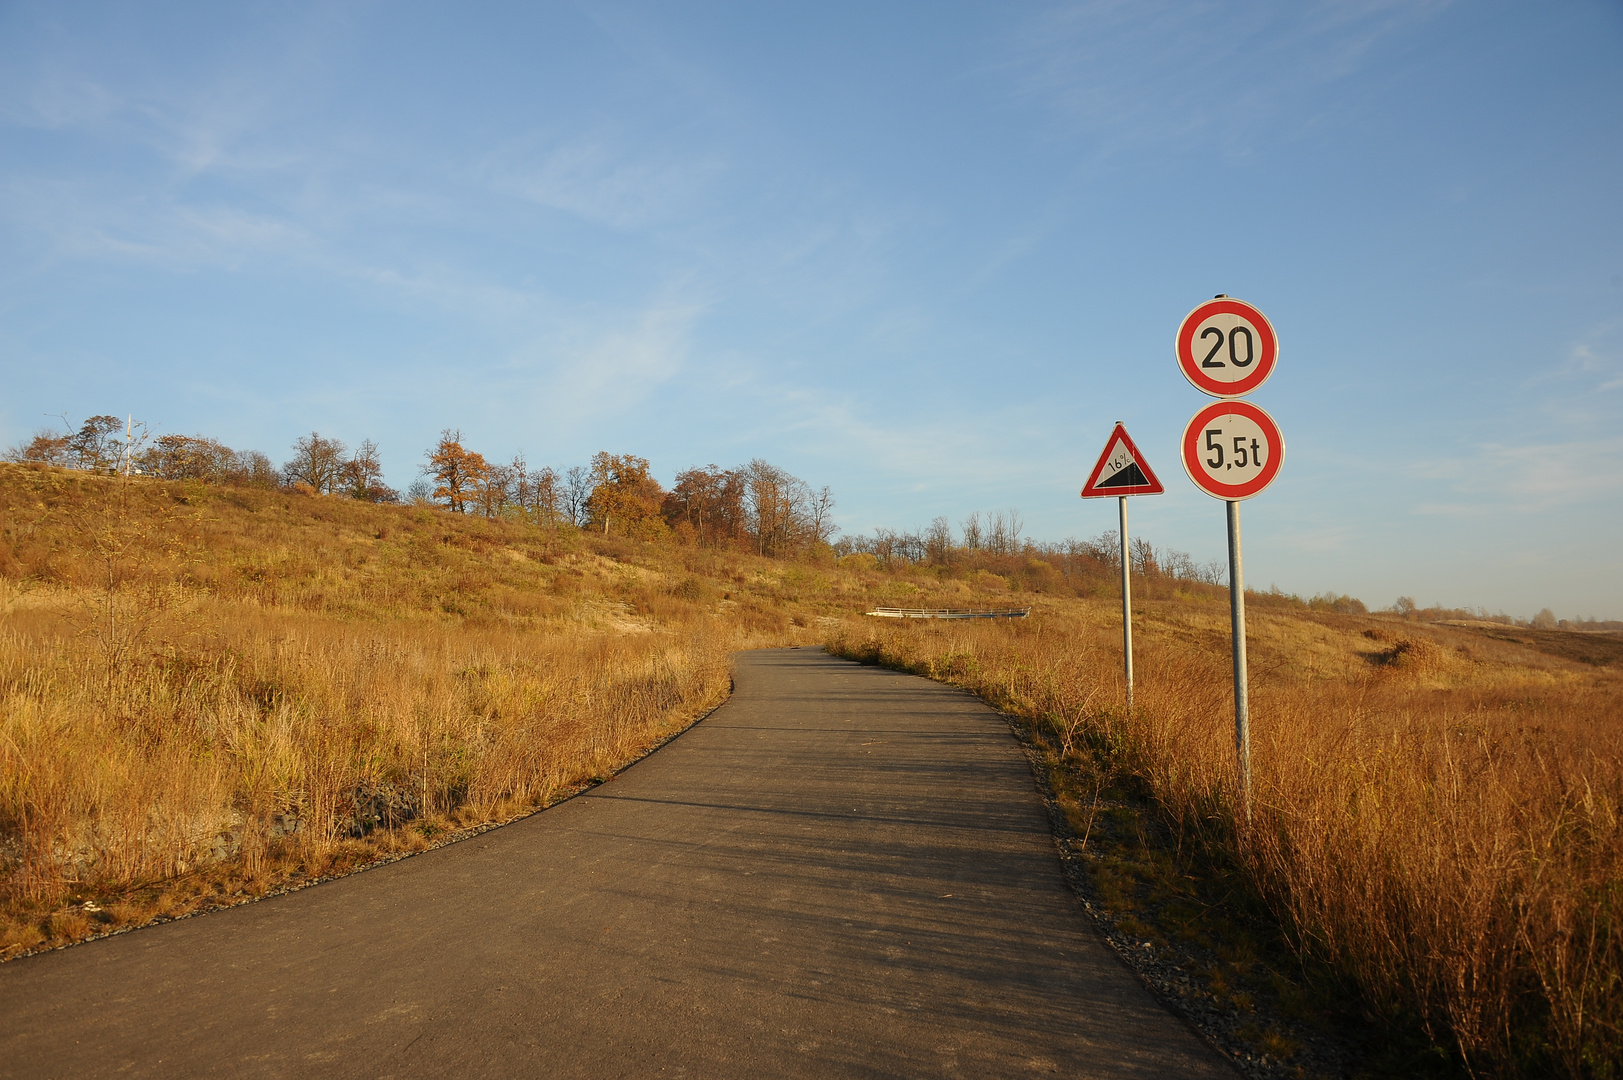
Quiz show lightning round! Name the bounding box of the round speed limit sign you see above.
[1180,400,1285,500]
[1176,296,1278,398]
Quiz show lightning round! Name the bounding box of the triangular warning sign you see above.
[1080,423,1164,498]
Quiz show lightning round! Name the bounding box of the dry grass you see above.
[0,463,829,955]
[6,460,1620,1078]
[828,601,1623,1077]
[1,598,729,899]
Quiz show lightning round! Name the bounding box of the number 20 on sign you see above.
[1175,295,1284,825]
[1176,296,1278,399]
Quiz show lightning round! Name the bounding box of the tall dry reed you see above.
[0,592,733,933]
[0,463,819,949]
[831,606,1623,1077]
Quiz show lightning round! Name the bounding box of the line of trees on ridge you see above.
[3,416,837,558]
[6,417,396,502]
[415,431,836,556]
[10,416,1609,626]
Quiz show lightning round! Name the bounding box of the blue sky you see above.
[3,1,1620,619]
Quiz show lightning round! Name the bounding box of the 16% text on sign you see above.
[1077,423,1165,717]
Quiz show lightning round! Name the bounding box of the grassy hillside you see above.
[2,460,1618,1077]
[0,464,817,943]
[0,462,1042,939]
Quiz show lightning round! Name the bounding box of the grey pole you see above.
[1119,495,1133,716]
[1226,499,1250,822]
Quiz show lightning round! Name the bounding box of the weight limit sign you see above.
[1180,400,1285,501]
[1175,296,1278,398]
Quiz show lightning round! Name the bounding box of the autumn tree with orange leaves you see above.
[585,452,668,539]
[663,464,746,547]
[407,434,832,552]
[424,430,491,514]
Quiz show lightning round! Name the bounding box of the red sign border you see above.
[1175,297,1278,398]
[1080,422,1164,498]
[1180,401,1285,501]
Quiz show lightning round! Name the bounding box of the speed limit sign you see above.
[1176,296,1278,398]
[1180,399,1285,501]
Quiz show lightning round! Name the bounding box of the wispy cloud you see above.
[481,133,727,230]
[996,0,1450,152]
[2,18,340,181]
[2,66,122,130]
[1557,329,1622,392]
[1508,323,1623,435]
[707,384,1076,522]
[546,294,704,422]
[1410,434,1623,513]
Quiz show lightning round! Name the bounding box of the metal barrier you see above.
[864,606,1031,620]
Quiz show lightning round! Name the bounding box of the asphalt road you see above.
[1,647,1231,1079]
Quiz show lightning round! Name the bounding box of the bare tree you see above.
[7,415,146,473]
[508,454,532,517]
[284,433,348,494]
[342,439,395,501]
[961,512,982,552]
[870,528,898,565]
[526,465,561,526]
[1129,536,1157,576]
[139,435,236,482]
[230,450,280,488]
[926,516,953,565]
[807,485,837,545]
[68,415,127,472]
[744,459,811,556]
[987,511,1009,554]
[1162,549,1195,580]
[477,460,516,518]
[1089,530,1121,570]
[4,428,71,466]
[564,465,591,527]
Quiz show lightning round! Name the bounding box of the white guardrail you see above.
[864,606,1031,620]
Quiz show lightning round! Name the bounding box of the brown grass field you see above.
[0,463,824,949]
[2,461,1618,1077]
[829,603,1622,1078]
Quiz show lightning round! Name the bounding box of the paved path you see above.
[1,648,1231,1079]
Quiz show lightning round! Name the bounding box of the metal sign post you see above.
[1118,496,1133,714]
[1226,499,1250,816]
[1080,422,1164,717]
[1176,297,1284,824]
[1180,399,1283,822]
